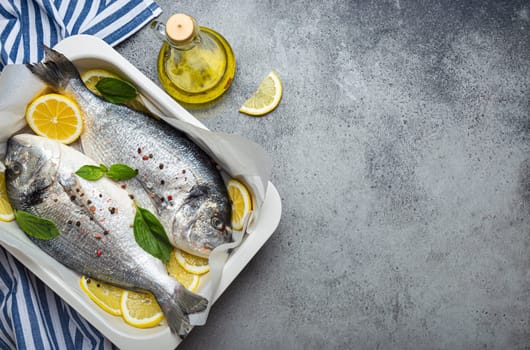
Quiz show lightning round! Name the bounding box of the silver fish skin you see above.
[4,134,207,337]
[26,47,232,258]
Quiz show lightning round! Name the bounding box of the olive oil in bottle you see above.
[152,14,236,106]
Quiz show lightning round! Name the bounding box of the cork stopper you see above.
[165,14,198,44]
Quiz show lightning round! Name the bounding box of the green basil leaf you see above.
[96,77,138,104]
[15,210,60,240]
[75,165,105,181]
[106,164,138,181]
[133,206,172,263]
[99,164,108,173]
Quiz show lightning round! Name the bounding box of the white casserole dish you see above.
[0,34,281,349]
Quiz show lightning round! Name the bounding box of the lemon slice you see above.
[0,172,14,222]
[239,71,282,116]
[81,68,148,113]
[227,179,253,230]
[166,249,201,292]
[175,249,210,275]
[25,93,83,144]
[79,276,123,316]
[120,290,164,328]
[81,69,121,94]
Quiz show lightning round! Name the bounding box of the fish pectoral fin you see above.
[57,174,98,220]
[135,180,163,215]
[187,184,209,199]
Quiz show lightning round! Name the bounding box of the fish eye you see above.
[210,216,225,231]
[9,162,22,176]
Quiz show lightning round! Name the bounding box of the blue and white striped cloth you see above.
[0,0,162,348]
[0,0,162,70]
[0,248,116,349]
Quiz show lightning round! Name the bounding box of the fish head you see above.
[172,184,232,257]
[4,134,61,208]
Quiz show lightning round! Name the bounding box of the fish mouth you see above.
[222,225,234,243]
[172,218,233,258]
[200,225,234,252]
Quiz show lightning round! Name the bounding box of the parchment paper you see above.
[0,64,272,327]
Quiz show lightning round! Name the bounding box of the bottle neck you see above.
[167,32,202,51]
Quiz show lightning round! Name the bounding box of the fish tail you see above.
[156,285,208,338]
[26,46,80,89]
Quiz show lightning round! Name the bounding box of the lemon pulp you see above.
[79,276,122,316]
[0,172,14,222]
[227,179,253,230]
[25,93,83,144]
[120,290,164,328]
[239,71,282,116]
[167,249,201,291]
[175,249,210,275]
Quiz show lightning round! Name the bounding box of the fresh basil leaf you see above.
[75,165,105,181]
[15,210,60,240]
[96,77,138,104]
[106,164,138,181]
[76,163,137,181]
[133,206,172,263]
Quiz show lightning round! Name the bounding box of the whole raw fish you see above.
[4,134,207,336]
[27,47,232,257]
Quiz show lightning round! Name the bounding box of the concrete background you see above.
[116,1,530,349]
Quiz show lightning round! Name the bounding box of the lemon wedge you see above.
[167,249,201,292]
[79,276,123,316]
[25,93,83,144]
[175,249,210,275]
[239,71,282,116]
[0,172,14,222]
[120,290,164,328]
[227,179,253,230]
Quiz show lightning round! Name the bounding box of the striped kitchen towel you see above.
[0,0,162,70]
[0,247,117,349]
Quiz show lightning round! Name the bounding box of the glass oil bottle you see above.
[151,14,236,106]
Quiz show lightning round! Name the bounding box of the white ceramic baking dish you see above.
[0,34,281,349]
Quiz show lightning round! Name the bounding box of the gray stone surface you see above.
[116,1,530,349]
